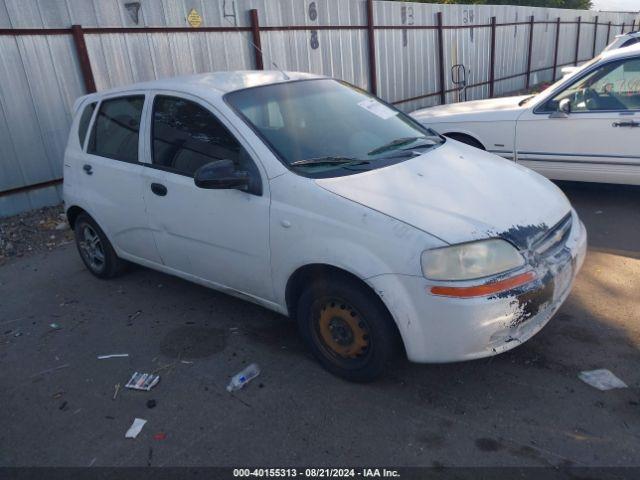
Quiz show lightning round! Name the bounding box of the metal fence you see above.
[0,0,638,216]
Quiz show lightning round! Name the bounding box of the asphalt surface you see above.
[0,181,639,468]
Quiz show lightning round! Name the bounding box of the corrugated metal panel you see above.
[1,0,639,216]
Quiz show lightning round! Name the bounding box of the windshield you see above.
[225,79,443,178]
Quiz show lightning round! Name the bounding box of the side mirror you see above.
[549,98,571,118]
[194,160,249,191]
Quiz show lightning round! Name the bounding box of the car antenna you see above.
[222,14,290,80]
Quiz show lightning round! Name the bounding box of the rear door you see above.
[83,94,162,263]
[140,92,273,301]
[515,55,640,184]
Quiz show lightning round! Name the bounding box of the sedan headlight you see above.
[421,239,525,281]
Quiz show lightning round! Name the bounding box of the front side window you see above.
[88,96,144,162]
[152,96,243,177]
[78,102,96,147]
[541,57,640,113]
[225,79,443,178]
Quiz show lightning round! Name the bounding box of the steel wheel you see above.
[79,224,105,273]
[313,298,372,366]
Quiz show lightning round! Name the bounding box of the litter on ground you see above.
[125,418,147,439]
[227,363,261,392]
[125,372,160,391]
[578,369,628,391]
[97,354,129,360]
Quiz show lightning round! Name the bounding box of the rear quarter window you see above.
[77,102,96,147]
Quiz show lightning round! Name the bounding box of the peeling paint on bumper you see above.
[368,213,587,363]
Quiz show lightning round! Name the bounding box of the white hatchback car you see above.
[64,71,586,381]
[412,44,640,185]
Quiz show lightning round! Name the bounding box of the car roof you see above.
[82,70,325,104]
[600,40,640,59]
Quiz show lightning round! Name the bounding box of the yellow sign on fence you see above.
[187,9,202,28]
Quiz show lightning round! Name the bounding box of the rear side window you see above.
[77,102,96,147]
[88,96,144,163]
[151,95,241,176]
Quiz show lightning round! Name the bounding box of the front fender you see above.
[269,174,445,310]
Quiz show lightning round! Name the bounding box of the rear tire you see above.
[74,213,126,279]
[296,276,398,382]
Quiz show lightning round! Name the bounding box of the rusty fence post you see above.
[366,0,377,95]
[552,17,560,81]
[249,9,264,70]
[592,15,598,57]
[621,22,625,34]
[525,15,534,90]
[574,16,581,65]
[489,16,496,98]
[606,21,611,43]
[71,25,96,93]
[436,12,446,104]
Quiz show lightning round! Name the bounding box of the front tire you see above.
[74,213,126,279]
[296,276,398,382]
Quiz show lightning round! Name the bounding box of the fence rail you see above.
[0,0,638,214]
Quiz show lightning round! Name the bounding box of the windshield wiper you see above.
[367,136,427,156]
[398,137,440,151]
[290,156,370,167]
[519,95,536,106]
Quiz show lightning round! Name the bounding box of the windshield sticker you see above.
[357,99,398,120]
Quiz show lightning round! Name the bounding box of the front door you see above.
[141,93,273,301]
[516,55,640,184]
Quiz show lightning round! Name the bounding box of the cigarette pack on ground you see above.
[125,372,160,391]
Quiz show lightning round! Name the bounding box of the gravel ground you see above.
[0,205,72,266]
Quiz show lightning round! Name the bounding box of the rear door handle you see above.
[612,120,640,128]
[82,164,93,175]
[150,183,167,196]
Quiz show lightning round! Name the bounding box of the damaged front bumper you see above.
[368,211,587,363]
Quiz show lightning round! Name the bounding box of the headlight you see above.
[421,239,525,281]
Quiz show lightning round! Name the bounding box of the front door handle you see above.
[612,120,640,128]
[83,164,93,175]
[150,183,167,196]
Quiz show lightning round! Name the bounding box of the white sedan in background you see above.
[411,43,640,185]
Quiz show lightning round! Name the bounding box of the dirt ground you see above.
[0,181,638,469]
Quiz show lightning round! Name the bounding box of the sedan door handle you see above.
[82,164,93,175]
[612,120,640,128]
[150,183,167,196]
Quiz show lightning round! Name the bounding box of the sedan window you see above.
[541,57,640,113]
[225,79,443,178]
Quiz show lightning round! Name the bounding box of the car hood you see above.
[315,140,571,247]
[411,95,529,123]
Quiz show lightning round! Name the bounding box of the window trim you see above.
[86,92,147,163]
[533,55,640,115]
